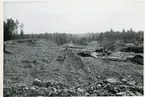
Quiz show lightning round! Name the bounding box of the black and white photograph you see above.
[3,0,144,96]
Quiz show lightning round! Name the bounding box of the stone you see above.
[93,89,106,96]
[90,93,98,96]
[30,86,37,91]
[53,87,57,93]
[88,86,95,93]
[135,85,143,94]
[46,81,53,87]
[63,88,69,92]
[118,85,128,91]
[105,85,118,94]
[127,81,136,86]
[23,87,29,91]
[129,92,136,96]
[96,84,102,89]
[33,78,42,86]
[126,91,136,96]
[48,87,57,94]
[122,78,127,83]
[77,88,84,92]
[30,86,40,95]
[38,87,50,96]
[106,77,121,84]
[40,87,48,91]
[85,92,90,96]
[102,91,109,96]
[104,83,111,88]
[112,87,118,93]
[41,81,47,87]
[96,75,100,79]
[116,92,126,96]
[134,91,143,96]
[17,83,27,87]
[93,90,98,93]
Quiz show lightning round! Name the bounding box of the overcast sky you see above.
[3,0,145,34]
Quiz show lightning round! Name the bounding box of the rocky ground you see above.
[4,77,143,96]
[4,39,143,96]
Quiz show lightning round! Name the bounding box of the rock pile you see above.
[4,77,143,96]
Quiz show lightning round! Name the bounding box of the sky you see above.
[3,0,145,34]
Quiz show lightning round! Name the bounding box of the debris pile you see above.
[78,49,143,65]
[4,77,143,96]
[54,48,90,74]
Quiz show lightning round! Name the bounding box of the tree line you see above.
[4,18,144,45]
[4,18,24,41]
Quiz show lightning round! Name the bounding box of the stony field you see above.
[4,39,143,96]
